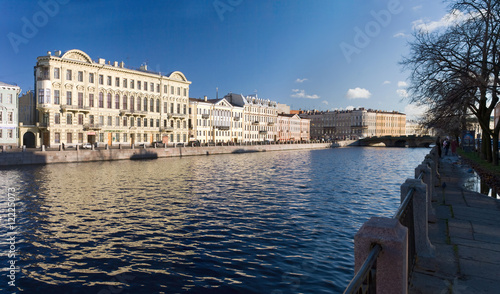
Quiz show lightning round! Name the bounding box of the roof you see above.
[0,81,19,88]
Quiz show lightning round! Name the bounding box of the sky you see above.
[0,0,453,119]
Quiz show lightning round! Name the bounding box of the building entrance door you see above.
[42,132,49,146]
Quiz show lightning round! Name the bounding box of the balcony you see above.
[160,126,174,132]
[83,123,102,130]
[259,130,268,135]
[268,122,274,126]
[252,121,259,125]
[215,125,230,131]
[37,122,49,129]
[233,116,240,121]
[201,114,210,119]
[171,113,187,119]
[61,105,91,113]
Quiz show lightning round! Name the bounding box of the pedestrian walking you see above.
[443,137,450,156]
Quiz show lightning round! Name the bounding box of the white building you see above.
[0,82,21,147]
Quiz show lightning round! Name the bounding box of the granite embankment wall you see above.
[0,143,332,166]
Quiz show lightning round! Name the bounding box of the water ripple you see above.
[0,147,428,293]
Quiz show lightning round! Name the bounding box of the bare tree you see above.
[402,0,500,164]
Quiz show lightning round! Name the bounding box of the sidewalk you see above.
[410,154,500,293]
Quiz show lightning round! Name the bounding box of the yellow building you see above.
[32,49,191,147]
[375,110,406,137]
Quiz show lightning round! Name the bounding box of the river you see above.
[0,147,429,293]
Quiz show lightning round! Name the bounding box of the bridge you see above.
[357,135,436,147]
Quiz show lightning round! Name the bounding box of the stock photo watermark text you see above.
[3,188,18,288]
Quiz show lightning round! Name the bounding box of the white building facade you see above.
[0,82,21,147]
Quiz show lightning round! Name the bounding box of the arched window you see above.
[177,121,180,128]
[107,93,112,108]
[115,94,119,109]
[144,98,147,112]
[123,95,127,110]
[150,98,154,112]
[156,99,160,113]
[137,97,141,111]
[98,92,104,108]
[130,96,135,111]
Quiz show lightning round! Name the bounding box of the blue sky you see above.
[0,0,451,118]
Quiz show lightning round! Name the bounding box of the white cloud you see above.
[321,100,329,105]
[398,81,408,87]
[397,89,409,98]
[291,89,320,99]
[412,9,477,33]
[345,87,371,99]
[393,32,407,38]
[295,78,308,83]
[404,104,428,120]
[382,80,391,85]
[345,105,355,110]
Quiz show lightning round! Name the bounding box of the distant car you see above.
[81,143,92,149]
[187,140,200,147]
[176,143,185,147]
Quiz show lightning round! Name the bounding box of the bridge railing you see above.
[343,146,439,294]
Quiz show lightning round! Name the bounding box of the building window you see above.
[107,76,112,86]
[177,87,180,96]
[78,71,83,82]
[177,104,180,114]
[123,78,127,88]
[137,81,141,90]
[130,96,134,111]
[115,117,120,127]
[38,89,44,104]
[144,98,147,111]
[123,117,127,127]
[66,113,72,125]
[137,117,141,127]
[54,90,60,104]
[66,91,72,105]
[164,102,168,113]
[144,82,148,91]
[170,103,174,113]
[137,97,141,111]
[144,118,147,127]
[99,116,104,126]
[156,84,160,93]
[150,83,154,92]
[89,73,94,83]
[55,133,60,143]
[66,69,72,80]
[144,133,148,142]
[130,79,134,89]
[150,98,154,112]
[78,92,84,107]
[150,119,154,127]
[171,86,174,95]
[156,119,159,127]
[89,94,94,107]
[183,104,186,114]
[115,95,120,109]
[164,85,167,93]
[116,133,120,142]
[107,93,112,108]
[98,93,104,108]
[123,133,127,142]
[54,68,60,79]
[123,95,127,110]
[78,114,83,125]
[156,99,160,113]
[130,117,134,127]
[54,113,60,124]
[67,133,72,144]
[99,75,103,85]
[184,88,187,97]
[115,77,120,87]
[78,133,83,143]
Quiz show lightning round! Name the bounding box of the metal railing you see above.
[343,244,382,294]
[344,170,425,294]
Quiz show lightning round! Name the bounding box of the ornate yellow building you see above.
[31,49,191,147]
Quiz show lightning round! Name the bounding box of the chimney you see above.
[204,95,207,102]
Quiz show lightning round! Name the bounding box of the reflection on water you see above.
[0,147,428,293]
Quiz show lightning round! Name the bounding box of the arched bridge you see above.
[357,136,436,148]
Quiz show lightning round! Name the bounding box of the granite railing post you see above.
[354,217,408,294]
[22,145,26,152]
[401,179,435,258]
[105,144,109,150]
[119,144,122,149]
[424,156,440,187]
[415,163,437,223]
[41,145,45,151]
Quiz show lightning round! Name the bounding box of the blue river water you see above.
[0,147,429,294]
